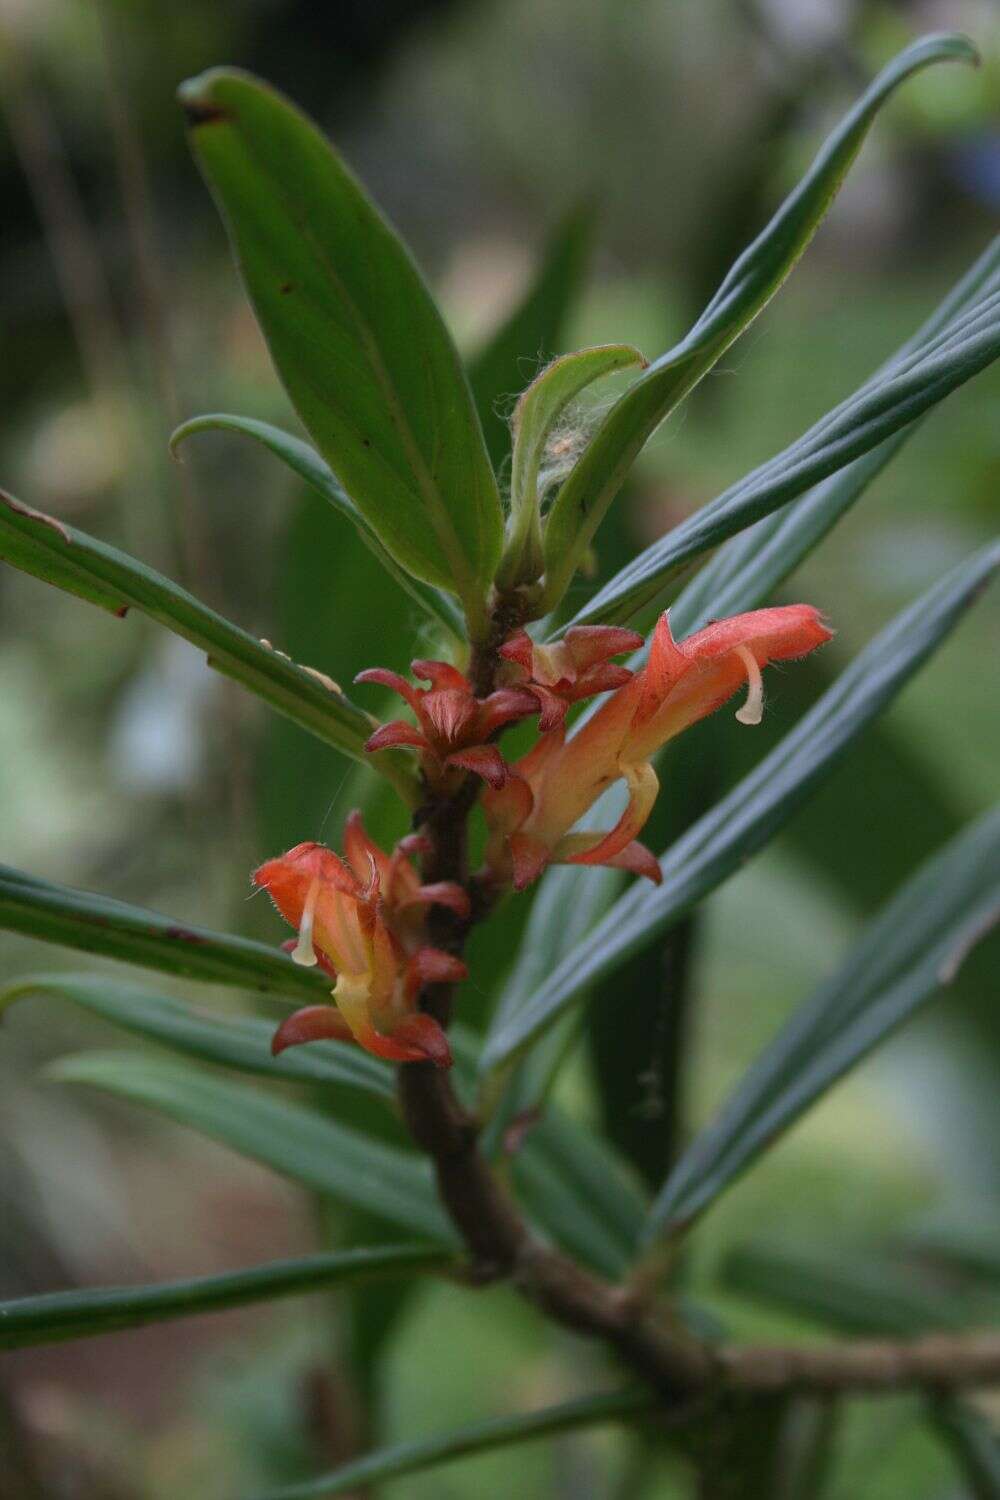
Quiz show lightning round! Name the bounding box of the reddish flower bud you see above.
[499,624,644,729]
[356,658,536,788]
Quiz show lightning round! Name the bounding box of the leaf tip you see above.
[177,70,236,127]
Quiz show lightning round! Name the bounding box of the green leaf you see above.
[0,867,328,1001]
[0,489,420,804]
[247,1387,652,1500]
[499,344,645,587]
[171,414,464,640]
[1,975,393,1099]
[48,1051,453,1242]
[479,541,1000,1076]
[540,33,978,611]
[179,68,502,632]
[0,1244,446,1350]
[0,494,127,614]
[646,810,1000,1242]
[566,280,1000,628]
[513,1109,648,1277]
[930,1401,1000,1500]
[478,864,622,1133]
[670,236,1000,638]
[467,202,594,474]
[721,1242,982,1335]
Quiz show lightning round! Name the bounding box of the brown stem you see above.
[722,1332,1000,1396]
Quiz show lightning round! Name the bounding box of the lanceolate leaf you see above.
[670,236,1000,638]
[541,33,978,611]
[0,868,328,1001]
[0,1244,447,1350]
[479,542,1000,1075]
[249,1388,653,1500]
[513,1109,648,1276]
[566,284,1000,628]
[1,976,391,1098]
[646,810,1000,1242]
[49,1052,453,1242]
[467,202,594,473]
[171,414,464,639]
[721,1243,981,1335]
[179,69,502,631]
[0,489,420,804]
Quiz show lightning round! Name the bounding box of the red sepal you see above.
[411,659,470,692]
[400,881,472,920]
[404,946,469,1001]
[602,840,662,884]
[364,721,428,754]
[445,744,508,789]
[390,1013,453,1069]
[509,832,549,891]
[271,1004,351,1055]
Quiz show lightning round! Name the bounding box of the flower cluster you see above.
[255,605,830,1066]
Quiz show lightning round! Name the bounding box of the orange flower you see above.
[499,624,644,730]
[485,606,832,889]
[357,658,537,789]
[253,812,468,1067]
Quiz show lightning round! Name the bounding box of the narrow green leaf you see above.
[0,867,328,1001]
[1,976,393,1099]
[903,1220,1000,1287]
[722,1243,982,1335]
[0,1244,446,1350]
[170,414,464,640]
[478,861,622,1139]
[670,236,1000,638]
[247,1387,653,1500]
[51,977,646,1285]
[566,282,1000,628]
[179,68,502,631]
[646,810,1000,1241]
[0,488,420,803]
[467,202,594,474]
[0,493,126,614]
[480,542,1000,1075]
[48,1052,453,1242]
[541,33,978,610]
[513,1110,648,1276]
[931,1401,1000,1500]
[500,344,645,586]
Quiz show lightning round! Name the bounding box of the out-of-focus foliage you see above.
[0,2,998,1497]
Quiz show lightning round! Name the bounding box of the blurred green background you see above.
[1,1,998,1495]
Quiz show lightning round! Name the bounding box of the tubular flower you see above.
[253,812,469,1067]
[499,625,644,731]
[356,658,537,790]
[484,605,833,890]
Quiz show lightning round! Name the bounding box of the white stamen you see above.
[291,876,320,967]
[734,644,764,726]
